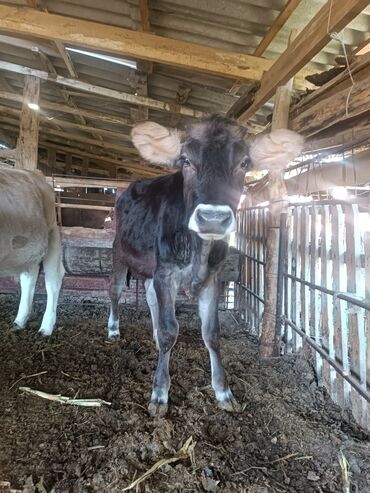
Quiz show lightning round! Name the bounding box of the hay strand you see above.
[122,436,195,491]
[19,387,111,407]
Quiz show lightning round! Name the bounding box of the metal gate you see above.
[236,199,370,430]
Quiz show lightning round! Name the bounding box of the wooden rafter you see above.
[0,90,134,127]
[253,0,302,57]
[237,0,369,124]
[40,142,164,176]
[353,37,370,56]
[0,5,286,81]
[0,103,131,142]
[1,117,138,157]
[54,40,78,78]
[0,61,206,118]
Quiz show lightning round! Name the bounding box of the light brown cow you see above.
[0,168,64,335]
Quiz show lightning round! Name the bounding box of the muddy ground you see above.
[0,294,369,493]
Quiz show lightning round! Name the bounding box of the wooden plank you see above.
[0,148,16,160]
[284,210,292,352]
[0,90,134,127]
[238,0,369,123]
[46,175,131,189]
[331,205,350,407]
[365,231,370,430]
[311,206,323,383]
[344,204,364,425]
[353,37,370,56]
[0,5,273,81]
[253,0,302,57]
[39,142,164,177]
[0,103,132,142]
[0,61,206,118]
[307,122,370,153]
[0,116,138,157]
[57,203,112,211]
[16,75,40,169]
[138,0,153,74]
[259,72,292,357]
[299,206,310,335]
[291,75,370,137]
[291,53,370,116]
[54,40,78,78]
[322,205,336,398]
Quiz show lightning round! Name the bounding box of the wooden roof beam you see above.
[40,142,165,176]
[0,117,138,157]
[0,60,206,118]
[0,90,134,127]
[253,0,302,57]
[0,5,286,81]
[238,0,369,124]
[0,103,132,142]
[54,41,78,78]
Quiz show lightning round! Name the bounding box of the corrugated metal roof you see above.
[0,0,369,176]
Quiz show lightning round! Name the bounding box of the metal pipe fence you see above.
[235,200,370,430]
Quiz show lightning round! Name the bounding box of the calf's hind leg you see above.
[108,257,128,339]
[145,279,159,348]
[199,276,240,411]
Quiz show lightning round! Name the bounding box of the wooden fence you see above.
[236,200,370,430]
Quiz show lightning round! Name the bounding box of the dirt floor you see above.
[0,294,369,493]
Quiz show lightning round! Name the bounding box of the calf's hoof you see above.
[148,400,168,417]
[38,328,53,337]
[216,389,242,412]
[107,332,120,342]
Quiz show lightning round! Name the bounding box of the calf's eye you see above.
[183,158,191,167]
[240,157,250,169]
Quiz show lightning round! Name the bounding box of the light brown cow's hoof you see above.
[11,323,25,332]
[148,400,168,417]
[217,396,242,413]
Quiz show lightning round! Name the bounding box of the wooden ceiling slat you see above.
[0,60,206,118]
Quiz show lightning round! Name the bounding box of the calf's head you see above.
[132,116,303,241]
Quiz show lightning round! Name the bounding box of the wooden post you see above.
[259,48,294,359]
[16,75,40,169]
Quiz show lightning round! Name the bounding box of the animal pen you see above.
[1,0,370,492]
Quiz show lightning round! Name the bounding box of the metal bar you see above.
[285,273,370,311]
[241,253,266,266]
[283,317,370,403]
[240,284,265,304]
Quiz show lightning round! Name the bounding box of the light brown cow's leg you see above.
[13,264,39,330]
[39,226,65,336]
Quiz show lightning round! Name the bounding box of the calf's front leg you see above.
[149,267,179,417]
[199,275,240,411]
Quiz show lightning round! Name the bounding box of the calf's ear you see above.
[131,121,181,166]
[249,129,304,171]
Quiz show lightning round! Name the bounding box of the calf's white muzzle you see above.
[188,204,236,240]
